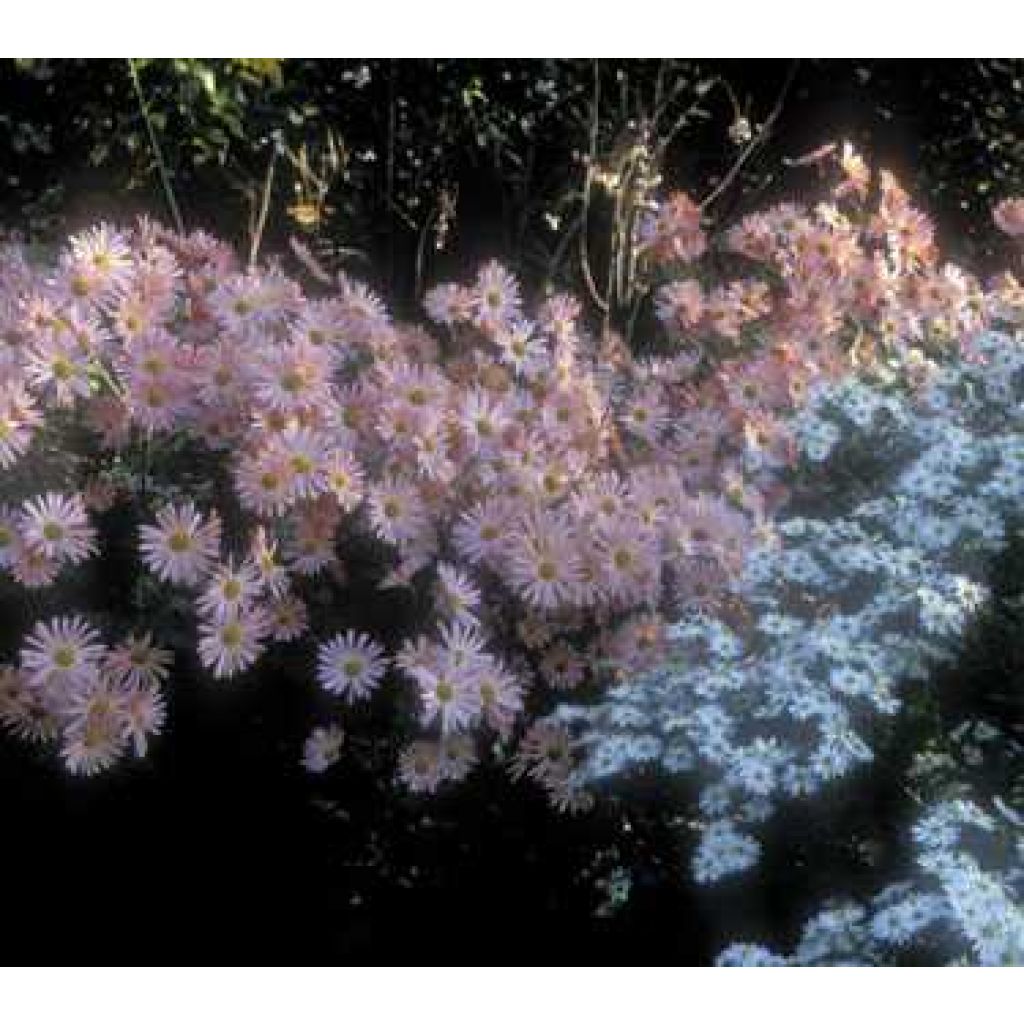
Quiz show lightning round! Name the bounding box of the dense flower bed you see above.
[0,147,1021,862]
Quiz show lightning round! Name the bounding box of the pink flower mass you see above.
[0,146,1009,815]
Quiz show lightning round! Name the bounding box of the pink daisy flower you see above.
[0,383,42,468]
[397,739,445,793]
[115,677,167,757]
[367,476,430,547]
[25,332,93,407]
[61,686,127,775]
[267,593,309,642]
[435,562,482,625]
[316,630,388,702]
[475,662,524,737]
[195,557,263,623]
[19,492,97,566]
[235,447,296,518]
[507,511,582,610]
[452,497,509,567]
[413,661,481,736]
[103,632,173,688]
[9,541,60,589]
[139,502,222,586]
[473,260,521,332]
[197,608,271,679]
[20,615,107,692]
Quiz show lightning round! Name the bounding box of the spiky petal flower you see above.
[103,632,173,688]
[20,616,107,691]
[197,609,271,679]
[316,630,388,702]
[18,492,97,565]
[139,502,222,586]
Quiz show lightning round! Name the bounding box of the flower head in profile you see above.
[139,502,222,586]
[103,632,172,689]
[301,723,344,773]
[20,615,107,692]
[0,383,42,469]
[993,197,1024,239]
[19,492,97,566]
[435,562,482,625]
[316,630,388,702]
[115,678,167,757]
[61,685,127,776]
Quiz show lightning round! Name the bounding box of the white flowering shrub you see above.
[552,328,1024,890]
[717,797,1024,965]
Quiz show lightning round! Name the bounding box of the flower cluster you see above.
[551,326,1024,877]
[0,151,1020,825]
[717,797,1024,965]
[0,617,168,774]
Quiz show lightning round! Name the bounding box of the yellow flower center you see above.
[221,623,244,648]
[54,645,77,669]
[42,522,65,542]
[168,529,192,553]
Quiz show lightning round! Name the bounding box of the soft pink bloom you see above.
[507,511,582,610]
[316,630,388,702]
[103,632,173,688]
[139,502,222,586]
[19,492,97,565]
[195,557,263,623]
[993,197,1024,239]
[197,608,271,679]
[20,615,107,692]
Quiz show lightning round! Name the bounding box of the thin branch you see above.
[127,59,185,234]
[248,147,278,270]
[699,60,800,213]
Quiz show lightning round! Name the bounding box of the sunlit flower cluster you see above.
[0,151,1020,825]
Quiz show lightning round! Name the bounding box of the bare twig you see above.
[248,146,278,270]
[580,60,609,314]
[127,59,185,234]
[700,60,800,213]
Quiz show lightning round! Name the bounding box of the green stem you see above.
[127,59,185,234]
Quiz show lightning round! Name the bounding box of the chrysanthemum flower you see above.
[248,526,290,599]
[254,339,334,415]
[507,511,582,610]
[267,593,309,642]
[301,723,344,773]
[61,686,126,775]
[397,739,445,793]
[435,562,481,625]
[61,222,133,303]
[993,197,1024,239]
[316,630,388,702]
[0,383,42,468]
[116,678,167,757]
[9,541,60,589]
[19,492,97,566]
[473,260,521,333]
[139,502,222,586]
[414,660,482,736]
[452,497,509,567]
[103,632,172,688]
[322,448,365,513]
[20,615,107,692]
[235,448,296,518]
[367,476,429,546]
[197,608,271,679]
[476,663,524,736]
[195,557,263,623]
[25,333,93,408]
